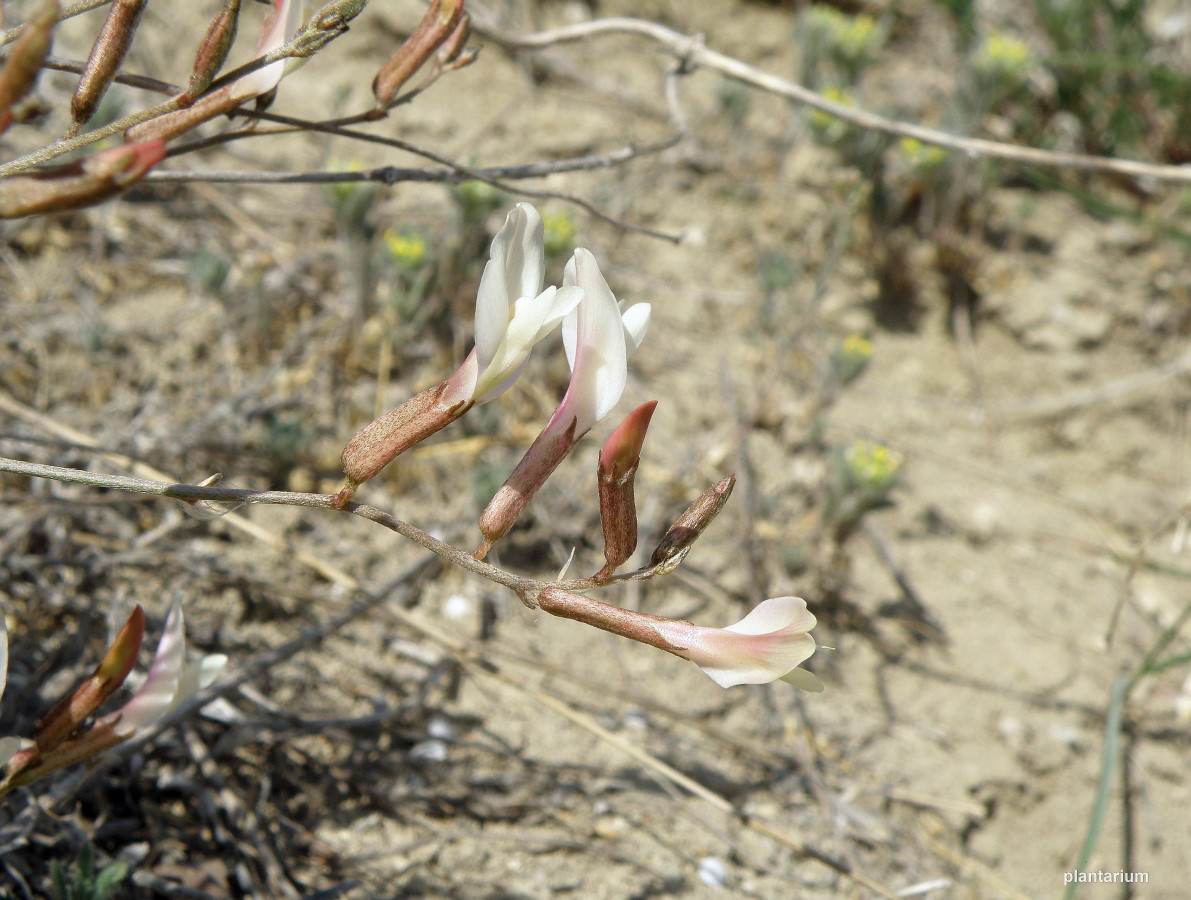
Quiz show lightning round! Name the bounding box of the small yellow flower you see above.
[542,209,576,257]
[841,333,873,361]
[837,15,879,63]
[898,137,948,170]
[972,32,1030,86]
[384,229,427,269]
[830,334,873,387]
[844,440,901,491]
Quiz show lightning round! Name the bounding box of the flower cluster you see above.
[334,203,822,691]
[0,603,225,795]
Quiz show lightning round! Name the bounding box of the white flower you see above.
[455,203,584,404]
[651,597,822,690]
[546,248,650,438]
[103,600,227,736]
[0,617,25,768]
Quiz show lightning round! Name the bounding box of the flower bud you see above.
[187,0,242,98]
[0,0,58,135]
[371,0,466,110]
[35,605,144,752]
[650,474,735,568]
[70,0,148,127]
[595,401,656,581]
[0,140,165,219]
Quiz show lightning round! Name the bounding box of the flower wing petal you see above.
[110,600,186,736]
[475,285,583,402]
[620,302,651,359]
[722,596,817,636]
[780,667,825,692]
[558,249,628,432]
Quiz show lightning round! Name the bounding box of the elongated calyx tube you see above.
[650,474,736,567]
[476,419,577,559]
[371,0,467,109]
[335,381,472,507]
[595,401,657,581]
[187,0,243,98]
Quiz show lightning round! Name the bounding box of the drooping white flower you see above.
[651,597,823,690]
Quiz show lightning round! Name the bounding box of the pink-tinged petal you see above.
[722,596,817,636]
[107,600,186,736]
[651,597,820,689]
[230,0,306,101]
[555,249,629,435]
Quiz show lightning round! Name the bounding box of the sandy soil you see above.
[2,0,1190,898]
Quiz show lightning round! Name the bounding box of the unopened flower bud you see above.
[650,474,735,568]
[70,0,148,127]
[0,140,165,219]
[35,605,144,752]
[187,0,242,98]
[595,401,656,581]
[371,0,466,109]
[476,419,577,559]
[0,0,58,135]
[435,10,472,67]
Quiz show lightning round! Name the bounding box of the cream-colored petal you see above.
[722,596,816,637]
[621,303,651,358]
[556,250,628,433]
[172,654,228,713]
[0,736,30,768]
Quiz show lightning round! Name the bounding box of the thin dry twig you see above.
[478,15,1191,187]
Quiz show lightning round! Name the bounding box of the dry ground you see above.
[2,0,1191,898]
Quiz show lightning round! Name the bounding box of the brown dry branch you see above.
[0,428,907,899]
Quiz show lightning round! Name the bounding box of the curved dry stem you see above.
[478,15,1191,187]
